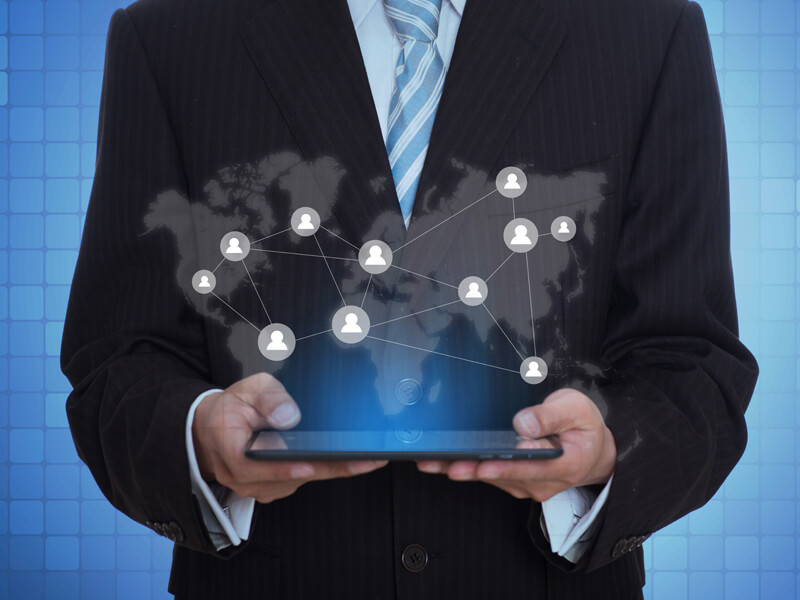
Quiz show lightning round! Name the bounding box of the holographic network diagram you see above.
[191,167,578,385]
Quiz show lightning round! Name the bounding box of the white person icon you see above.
[365,245,386,266]
[332,306,370,344]
[257,324,296,361]
[297,213,315,230]
[519,357,548,384]
[358,240,393,274]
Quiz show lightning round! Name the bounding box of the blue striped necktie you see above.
[383,0,446,227]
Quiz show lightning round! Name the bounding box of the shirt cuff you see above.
[539,474,614,563]
[185,388,257,551]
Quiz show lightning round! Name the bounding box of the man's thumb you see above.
[231,372,301,430]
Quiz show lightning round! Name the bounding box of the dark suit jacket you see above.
[61,0,758,598]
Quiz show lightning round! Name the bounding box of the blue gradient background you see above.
[0,0,795,598]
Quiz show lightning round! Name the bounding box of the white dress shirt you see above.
[185,0,613,562]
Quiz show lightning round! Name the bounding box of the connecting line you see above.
[539,232,553,237]
[512,197,516,219]
[524,252,537,356]
[210,292,261,332]
[485,251,515,282]
[482,304,526,361]
[295,329,332,342]
[313,234,347,306]
[361,274,372,308]
[250,227,292,245]
[211,257,226,274]
[370,300,462,328]
[242,260,272,325]
[366,336,519,374]
[392,189,498,253]
[319,225,360,251]
[249,248,359,262]
[390,264,458,289]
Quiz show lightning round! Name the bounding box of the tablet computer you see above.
[245,429,563,461]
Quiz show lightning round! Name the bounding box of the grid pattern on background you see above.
[0,0,796,598]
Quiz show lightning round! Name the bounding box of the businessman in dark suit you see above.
[62,0,758,598]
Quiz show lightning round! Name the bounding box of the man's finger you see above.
[447,461,479,480]
[416,460,451,474]
[514,436,561,451]
[233,460,317,483]
[234,459,387,486]
[307,460,388,480]
[245,463,385,504]
[474,456,576,484]
[229,373,301,431]
[513,390,592,438]
[233,372,287,397]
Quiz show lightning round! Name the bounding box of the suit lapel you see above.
[239,0,407,248]
[240,0,568,307]
[396,0,567,286]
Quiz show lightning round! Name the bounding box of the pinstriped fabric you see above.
[384,0,446,225]
[62,5,219,558]
[62,0,759,598]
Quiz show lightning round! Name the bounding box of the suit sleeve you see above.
[61,8,225,555]
[528,1,758,572]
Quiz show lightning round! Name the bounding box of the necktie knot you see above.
[383,0,443,43]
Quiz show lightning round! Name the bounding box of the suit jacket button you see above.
[401,544,428,573]
[395,379,421,405]
[168,521,185,543]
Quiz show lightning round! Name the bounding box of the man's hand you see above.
[192,372,386,504]
[417,388,616,501]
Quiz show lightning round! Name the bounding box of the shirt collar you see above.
[449,0,465,17]
[348,0,465,30]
